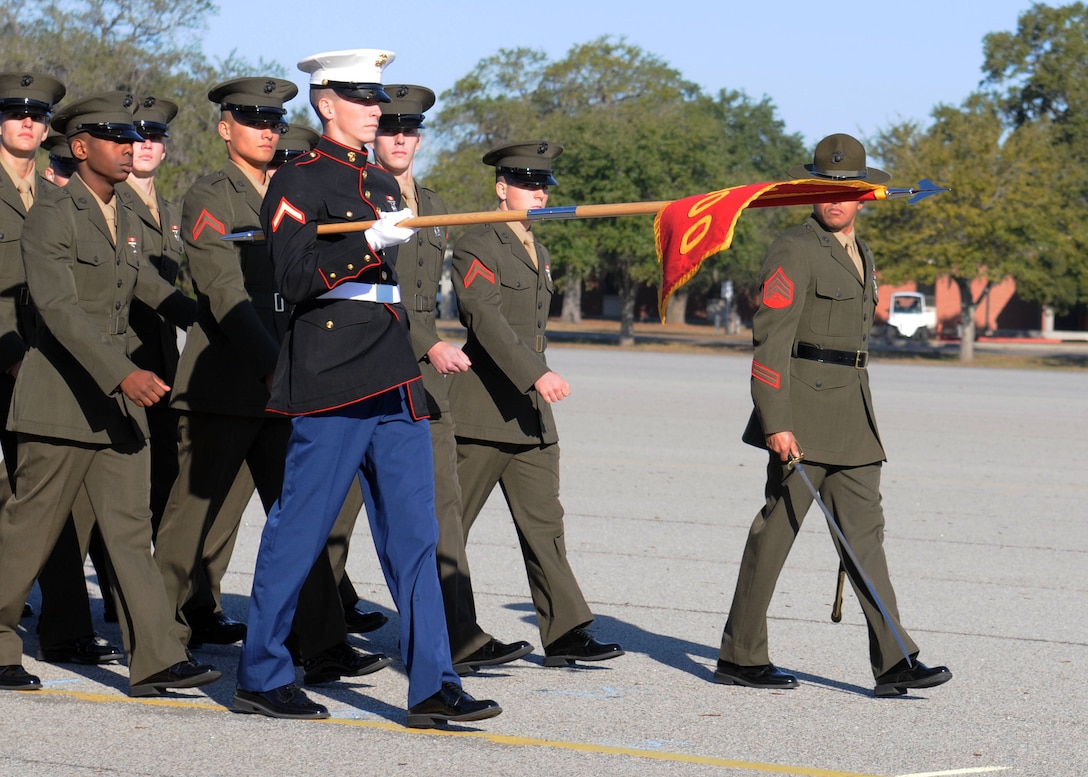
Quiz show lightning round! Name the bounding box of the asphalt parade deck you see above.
[1,345,1084,777]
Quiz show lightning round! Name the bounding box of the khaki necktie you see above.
[401,187,418,217]
[15,179,33,211]
[522,230,539,270]
[846,239,864,279]
[102,200,118,244]
[140,185,161,228]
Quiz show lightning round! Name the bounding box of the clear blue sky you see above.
[200,0,1032,149]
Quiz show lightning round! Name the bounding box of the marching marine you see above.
[449,141,624,668]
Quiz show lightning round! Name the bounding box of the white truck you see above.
[885,291,937,341]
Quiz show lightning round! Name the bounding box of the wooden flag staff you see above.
[223,179,947,243]
[223,201,673,242]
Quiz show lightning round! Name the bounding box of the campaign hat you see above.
[483,140,563,187]
[788,133,890,184]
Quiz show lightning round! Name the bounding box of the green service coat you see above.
[11,175,193,444]
[171,162,287,418]
[116,181,185,385]
[398,184,450,416]
[449,222,557,445]
[742,215,886,467]
[0,168,53,373]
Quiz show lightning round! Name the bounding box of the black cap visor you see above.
[270,148,309,166]
[134,120,170,139]
[71,122,144,142]
[378,113,425,131]
[0,98,53,118]
[225,104,288,131]
[497,166,558,187]
[49,156,79,176]
[327,82,391,104]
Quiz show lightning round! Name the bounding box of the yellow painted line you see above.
[37,688,225,712]
[896,769,1011,777]
[33,688,886,777]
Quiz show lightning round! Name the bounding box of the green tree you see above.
[982,2,1088,153]
[867,94,1067,361]
[981,1,1088,327]
[428,37,797,342]
[1,0,294,200]
[534,39,709,337]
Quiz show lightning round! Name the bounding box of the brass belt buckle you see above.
[854,351,868,369]
[107,314,128,335]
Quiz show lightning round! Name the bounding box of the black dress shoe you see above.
[874,659,952,697]
[0,665,41,691]
[343,606,388,634]
[406,681,502,728]
[453,638,534,675]
[188,614,246,648]
[303,642,392,686]
[713,660,799,689]
[38,634,123,665]
[21,603,33,620]
[129,659,221,697]
[543,627,624,667]
[233,682,329,719]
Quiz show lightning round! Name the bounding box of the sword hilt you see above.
[786,451,805,470]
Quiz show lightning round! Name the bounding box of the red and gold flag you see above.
[654,178,888,320]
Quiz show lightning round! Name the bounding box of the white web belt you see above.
[318,282,401,303]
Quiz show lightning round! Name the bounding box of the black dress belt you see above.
[795,342,868,369]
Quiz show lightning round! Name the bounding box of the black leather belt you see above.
[795,342,868,369]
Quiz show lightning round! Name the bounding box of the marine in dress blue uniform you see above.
[153,77,377,681]
[234,49,500,727]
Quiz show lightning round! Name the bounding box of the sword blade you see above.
[791,460,913,667]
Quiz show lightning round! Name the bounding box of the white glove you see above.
[364,208,416,251]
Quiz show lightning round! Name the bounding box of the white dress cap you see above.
[297,49,396,86]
